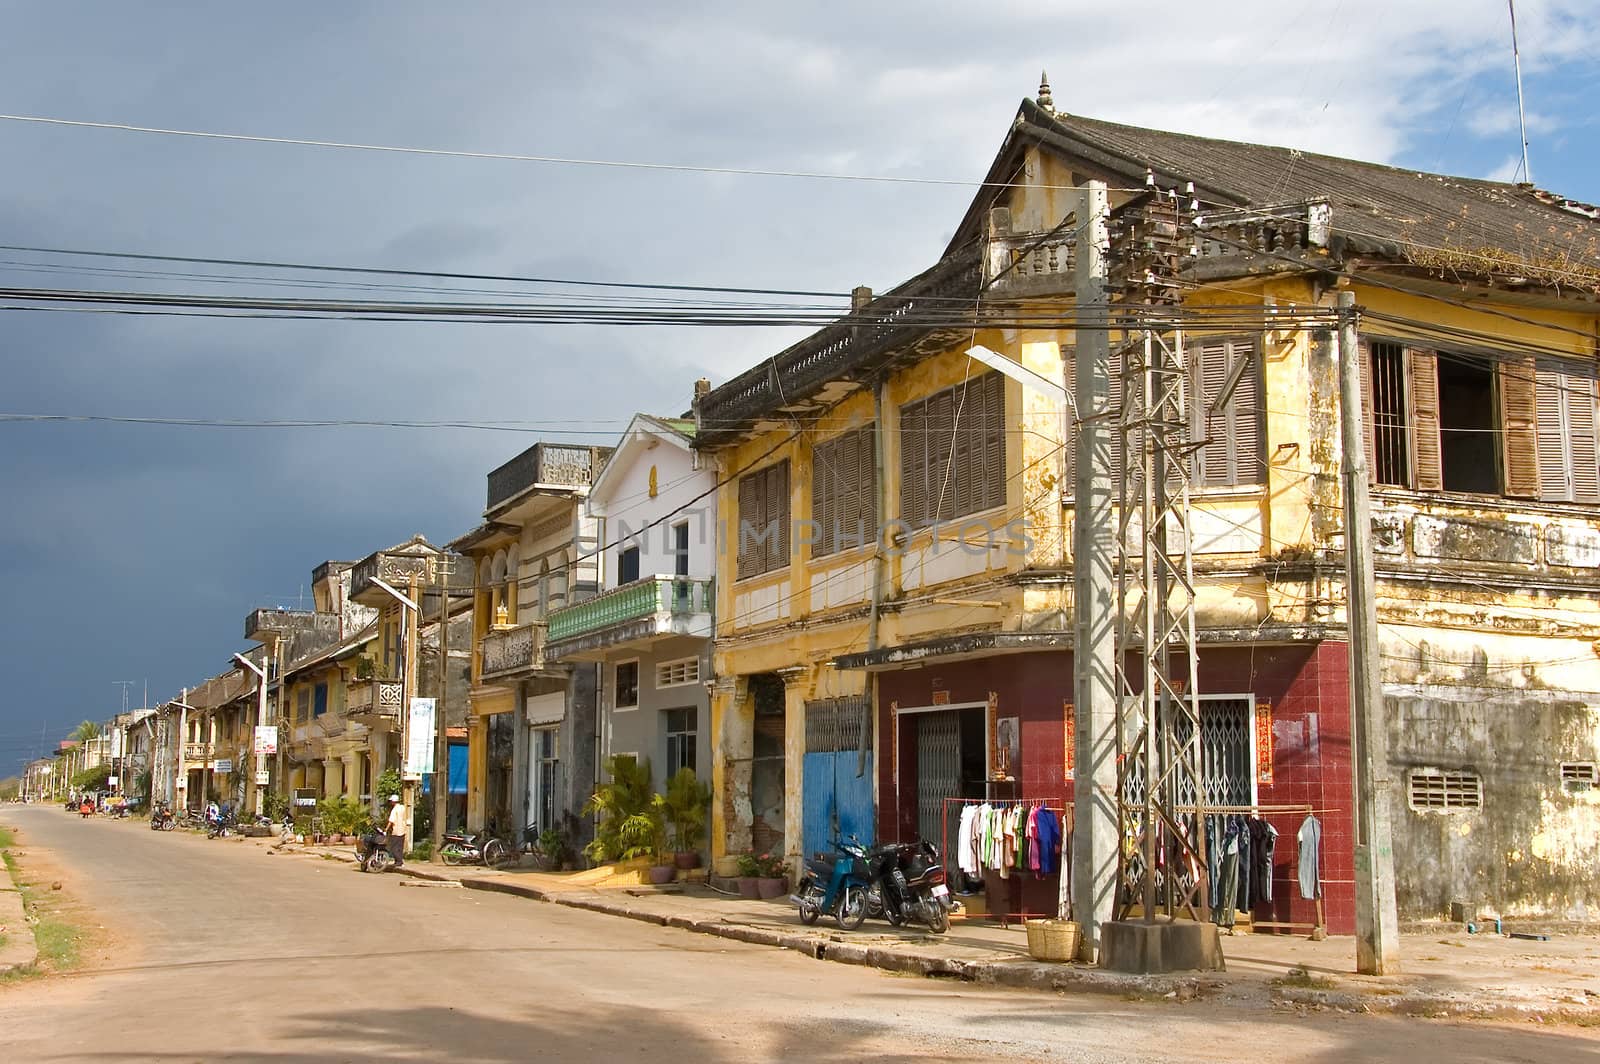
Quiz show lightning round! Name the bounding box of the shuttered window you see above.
[811,424,877,556]
[1190,336,1265,487]
[1535,360,1600,504]
[1498,357,1540,498]
[899,372,1006,529]
[735,460,790,580]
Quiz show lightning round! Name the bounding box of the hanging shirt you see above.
[1297,815,1321,900]
[1249,819,1278,906]
[1036,807,1061,877]
[1025,805,1040,873]
[976,804,995,869]
[956,805,979,877]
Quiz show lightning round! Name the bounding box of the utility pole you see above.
[176,689,189,811]
[1071,180,1119,960]
[433,557,453,854]
[1337,290,1402,975]
[403,571,422,854]
[234,654,268,817]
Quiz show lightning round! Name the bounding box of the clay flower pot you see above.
[647,864,676,885]
[757,876,789,900]
[737,876,762,899]
[673,851,700,870]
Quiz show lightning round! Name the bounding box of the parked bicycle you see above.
[438,830,512,867]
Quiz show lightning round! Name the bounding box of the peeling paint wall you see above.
[1387,685,1600,920]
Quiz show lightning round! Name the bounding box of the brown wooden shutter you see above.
[737,472,760,580]
[982,371,1007,510]
[1499,357,1541,498]
[862,425,879,538]
[1536,364,1571,501]
[1358,339,1376,484]
[1062,348,1077,498]
[900,398,926,529]
[1107,344,1127,499]
[768,461,790,573]
[950,384,974,520]
[811,437,833,557]
[1195,338,1229,485]
[1408,348,1443,491]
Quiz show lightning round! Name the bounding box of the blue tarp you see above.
[448,742,468,795]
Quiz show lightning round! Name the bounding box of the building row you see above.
[42,84,1600,932]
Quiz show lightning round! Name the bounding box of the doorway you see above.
[748,674,787,855]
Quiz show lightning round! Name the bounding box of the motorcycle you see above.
[206,811,237,839]
[866,839,952,934]
[150,805,176,831]
[355,823,395,873]
[439,831,510,867]
[792,838,873,930]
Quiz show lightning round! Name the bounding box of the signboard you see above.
[108,775,120,788]
[405,697,436,776]
[213,758,234,774]
[293,788,318,808]
[255,769,270,786]
[110,728,124,759]
[254,725,278,756]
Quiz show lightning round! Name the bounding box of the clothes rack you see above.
[1177,803,1332,940]
[941,797,1074,925]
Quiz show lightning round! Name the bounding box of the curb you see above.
[0,883,38,974]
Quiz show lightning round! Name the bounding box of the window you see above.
[736,460,790,579]
[1407,768,1483,811]
[1190,336,1265,487]
[313,683,328,718]
[1362,341,1554,498]
[617,545,641,585]
[1560,761,1598,788]
[899,372,1005,530]
[656,657,700,688]
[295,689,310,723]
[1536,362,1600,504]
[615,661,639,709]
[531,726,560,834]
[665,708,698,776]
[671,521,690,577]
[811,424,877,556]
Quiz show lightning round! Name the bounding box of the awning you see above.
[526,690,565,727]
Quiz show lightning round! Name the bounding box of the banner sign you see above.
[405,698,436,777]
[255,769,270,786]
[254,725,278,756]
[214,758,234,774]
[293,788,318,808]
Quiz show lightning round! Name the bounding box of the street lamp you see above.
[368,575,422,853]
[233,653,269,817]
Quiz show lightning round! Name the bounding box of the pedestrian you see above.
[384,794,407,868]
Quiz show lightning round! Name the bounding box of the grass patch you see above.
[0,823,84,981]
[1273,967,1338,990]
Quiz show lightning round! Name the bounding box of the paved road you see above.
[1,805,1595,1063]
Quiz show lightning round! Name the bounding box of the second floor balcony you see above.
[183,742,210,763]
[346,679,404,730]
[479,621,547,681]
[546,576,713,661]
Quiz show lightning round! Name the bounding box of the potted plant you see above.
[734,852,763,899]
[584,755,656,865]
[624,804,674,885]
[753,851,789,899]
[660,767,711,870]
[532,827,570,872]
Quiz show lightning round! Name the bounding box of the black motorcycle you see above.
[866,839,952,934]
[355,823,394,873]
[150,805,176,831]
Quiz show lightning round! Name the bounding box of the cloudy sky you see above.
[2,2,1597,775]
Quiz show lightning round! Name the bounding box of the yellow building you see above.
[693,81,1600,927]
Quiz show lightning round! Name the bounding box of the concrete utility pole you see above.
[403,571,421,853]
[234,653,268,817]
[433,559,452,853]
[1336,291,1402,975]
[1071,181,1119,960]
[176,688,189,811]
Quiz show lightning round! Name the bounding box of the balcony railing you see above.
[547,576,713,644]
[480,621,547,679]
[243,607,338,643]
[350,550,435,606]
[346,679,404,722]
[183,742,210,762]
[487,443,611,512]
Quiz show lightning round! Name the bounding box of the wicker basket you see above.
[1025,919,1080,962]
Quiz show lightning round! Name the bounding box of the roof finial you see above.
[1037,70,1054,114]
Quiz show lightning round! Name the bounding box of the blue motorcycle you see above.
[793,838,872,930]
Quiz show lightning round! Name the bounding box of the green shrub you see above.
[584,756,656,863]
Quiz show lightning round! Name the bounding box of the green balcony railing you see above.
[547,576,713,643]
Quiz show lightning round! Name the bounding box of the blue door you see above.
[802,697,874,859]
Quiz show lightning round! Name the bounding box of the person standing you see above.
[384,794,407,868]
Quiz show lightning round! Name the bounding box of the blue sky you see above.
[2,1,1597,775]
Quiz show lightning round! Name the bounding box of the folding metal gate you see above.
[915,711,961,877]
[802,697,874,858]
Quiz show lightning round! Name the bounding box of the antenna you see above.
[1508,0,1532,185]
[112,680,135,717]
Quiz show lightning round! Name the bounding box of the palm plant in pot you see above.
[661,767,711,870]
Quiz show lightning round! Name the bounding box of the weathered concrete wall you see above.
[1387,684,1600,920]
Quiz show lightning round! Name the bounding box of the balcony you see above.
[350,547,435,607]
[487,443,611,513]
[346,679,404,729]
[480,621,547,681]
[243,607,338,644]
[183,742,211,763]
[546,576,714,661]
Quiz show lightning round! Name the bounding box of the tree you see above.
[71,763,112,792]
[70,720,102,743]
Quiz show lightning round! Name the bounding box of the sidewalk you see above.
[321,850,1600,1022]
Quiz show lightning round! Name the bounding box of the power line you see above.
[0,112,1139,193]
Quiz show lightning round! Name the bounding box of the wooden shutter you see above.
[1570,375,1600,504]
[1194,338,1229,485]
[1537,363,1600,504]
[1408,348,1443,491]
[900,398,926,529]
[766,461,789,573]
[1062,348,1077,498]
[737,472,760,580]
[1499,357,1540,498]
[949,384,974,520]
[1231,338,1265,486]
[981,371,1007,510]
[1358,339,1376,484]
[811,437,834,556]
